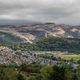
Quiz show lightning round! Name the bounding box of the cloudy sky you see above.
[0,0,80,25]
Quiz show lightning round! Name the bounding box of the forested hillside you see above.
[7,37,80,53]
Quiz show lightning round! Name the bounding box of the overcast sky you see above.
[0,0,80,25]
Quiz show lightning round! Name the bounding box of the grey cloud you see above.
[0,0,80,25]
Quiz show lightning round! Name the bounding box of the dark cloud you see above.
[0,0,80,25]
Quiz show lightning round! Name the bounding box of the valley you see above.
[0,23,80,80]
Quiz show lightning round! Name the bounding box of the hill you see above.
[0,23,80,44]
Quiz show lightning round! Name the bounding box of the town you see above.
[0,46,79,70]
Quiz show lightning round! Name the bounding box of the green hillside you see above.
[16,37,80,53]
[0,32,23,44]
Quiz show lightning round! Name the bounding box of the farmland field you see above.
[36,51,80,60]
[60,54,80,60]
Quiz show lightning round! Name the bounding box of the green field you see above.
[36,51,80,61]
[59,54,80,60]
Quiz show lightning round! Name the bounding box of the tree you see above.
[17,73,25,80]
[52,65,65,80]
[40,65,53,80]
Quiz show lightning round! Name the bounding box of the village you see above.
[0,46,79,69]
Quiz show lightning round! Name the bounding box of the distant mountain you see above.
[0,19,38,25]
[0,22,80,43]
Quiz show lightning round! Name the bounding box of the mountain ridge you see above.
[0,22,80,43]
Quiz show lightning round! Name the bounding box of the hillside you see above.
[16,37,80,52]
[0,23,80,44]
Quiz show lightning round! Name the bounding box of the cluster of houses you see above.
[0,46,79,69]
